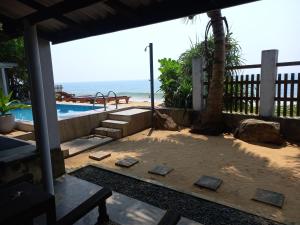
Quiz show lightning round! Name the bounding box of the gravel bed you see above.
[71,165,284,225]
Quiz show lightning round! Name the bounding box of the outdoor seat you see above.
[54,175,112,225]
[157,210,181,225]
[0,174,112,225]
[55,91,75,101]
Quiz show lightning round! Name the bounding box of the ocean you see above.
[58,76,299,103]
[59,79,163,102]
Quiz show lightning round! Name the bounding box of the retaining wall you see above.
[156,108,300,142]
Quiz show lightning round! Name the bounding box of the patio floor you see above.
[65,128,300,225]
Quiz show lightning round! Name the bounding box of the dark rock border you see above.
[71,165,285,225]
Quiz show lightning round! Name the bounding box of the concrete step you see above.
[108,108,151,122]
[61,135,113,158]
[102,120,129,136]
[108,108,152,136]
[95,127,122,139]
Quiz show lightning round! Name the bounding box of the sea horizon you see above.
[56,79,163,102]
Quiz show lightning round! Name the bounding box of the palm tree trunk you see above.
[191,10,225,135]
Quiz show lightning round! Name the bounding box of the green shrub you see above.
[158,58,192,108]
[0,89,30,116]
[158,34,243,108]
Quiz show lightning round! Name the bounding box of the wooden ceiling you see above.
[0,0,258,44]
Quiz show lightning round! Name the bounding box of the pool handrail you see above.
[106,91,118,109]
[93,92,107,111]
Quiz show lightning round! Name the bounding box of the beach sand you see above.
[65,128,300,225]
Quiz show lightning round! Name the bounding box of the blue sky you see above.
[51,0,300,83]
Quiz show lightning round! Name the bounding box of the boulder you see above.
[154,110,178,131]
[234,119,284,145]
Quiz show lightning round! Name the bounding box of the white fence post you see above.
[259,49,278,117]
[192,57,204,111]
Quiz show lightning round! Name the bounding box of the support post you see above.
[149,43,155,127]
[24,22,54,194]
[259,49,278,117]
[38,37,61,151]
[192,57,204,111]
[0,68,9,95]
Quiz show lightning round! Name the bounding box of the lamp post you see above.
[145,43,155,128]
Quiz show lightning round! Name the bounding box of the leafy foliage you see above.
[158,58,192,108]
[0,37,30,100]
[180,34,243,80]
[0,89,30,116]
[158,34,243,108]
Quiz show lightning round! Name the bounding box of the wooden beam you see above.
[17,0,87,33]
[20,0,105,25]
[0,13,54,41]
[52,0,258,44]
[17,0,44,10]
[0,14,21,39]
[104,0,138,18]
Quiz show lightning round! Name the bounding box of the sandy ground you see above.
[65,129,300,225]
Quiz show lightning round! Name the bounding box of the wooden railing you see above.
[202,61,300,118]
[275,73,300,117]
[223,74,260,114]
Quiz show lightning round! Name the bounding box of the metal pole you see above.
[149,43,155,127]
[24,21,54,195]
[0,68,9,95]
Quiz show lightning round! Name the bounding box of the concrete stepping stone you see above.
[148,165,173,176]
[61,136,113,157]
[115,157,139,168]
[252,188,285,208]
[194,175,223,191]
[89,151,111,161]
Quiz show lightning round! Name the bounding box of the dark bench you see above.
[0,174,112,225]
[0,181,55,225]
[157,210,181,225]
[54,175,112,225]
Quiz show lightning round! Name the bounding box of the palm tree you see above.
[191,9,226,135]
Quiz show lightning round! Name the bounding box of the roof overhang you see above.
[0,0,258,44]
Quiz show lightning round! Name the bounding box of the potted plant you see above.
[0,89,30,133]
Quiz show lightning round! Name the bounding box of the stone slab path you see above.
[194,176,223,191]
[89,151,112,161]
[148,165,174,176]
[115,157,139,168]
[252,188,285,208]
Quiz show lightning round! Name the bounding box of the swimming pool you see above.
[11,104,102,122]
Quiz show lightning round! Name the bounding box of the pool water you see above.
[11,104,102,122]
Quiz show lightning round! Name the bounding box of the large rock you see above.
[234,119,284,145]
[154,110,178,131]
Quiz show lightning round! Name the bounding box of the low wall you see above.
[16,106,300,142]
[16,121,35,132]
[58,111,108,142]
[223,113,300,142]
[156,108,300,142]
[156,107,194,127]
[16,107,134,143]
